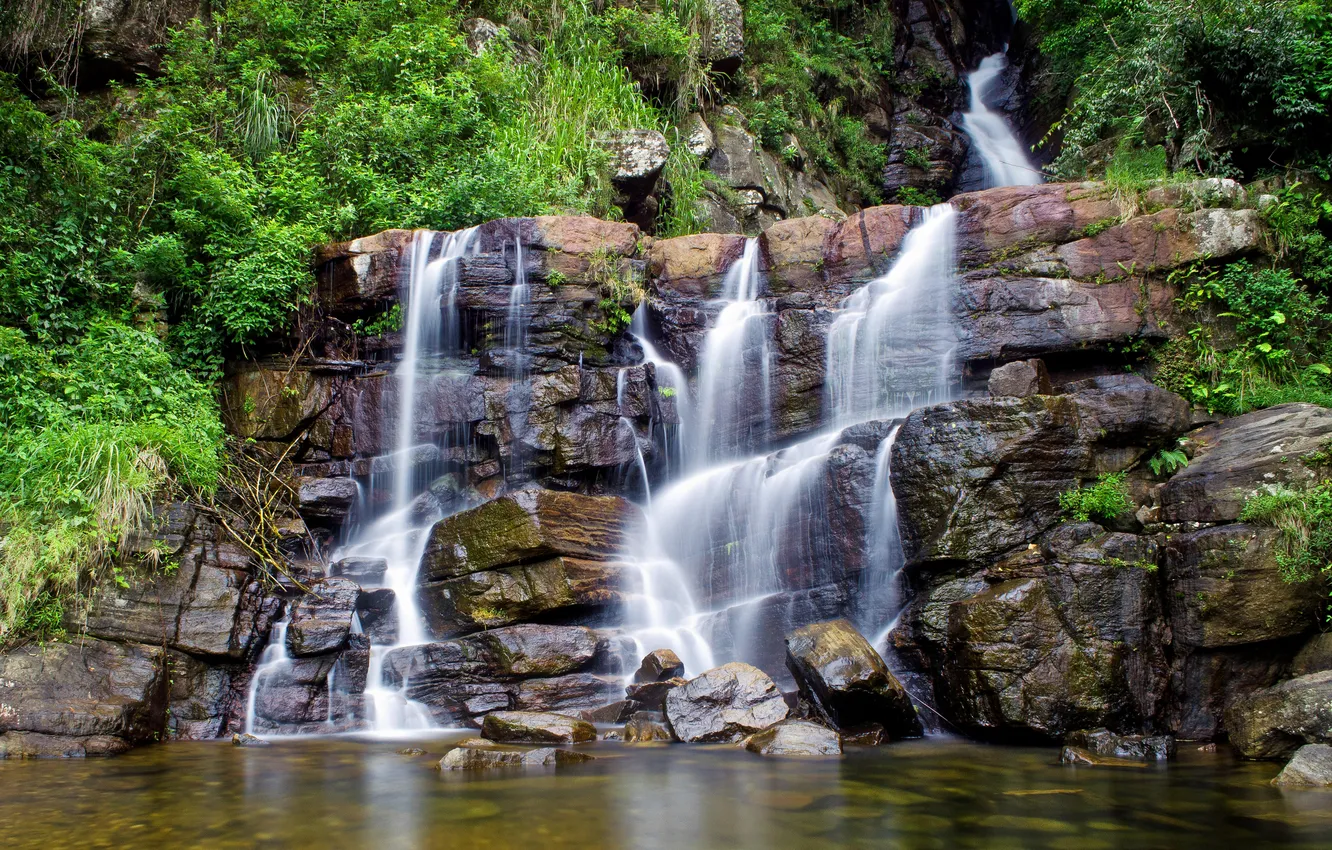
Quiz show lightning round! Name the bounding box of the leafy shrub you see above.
[1241,483,1332,609]
[1059,472,1134,522]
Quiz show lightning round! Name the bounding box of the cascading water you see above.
[623,208,958,679]
[246,227,478,735]
[630,303,691,477]
[689,238,772,467]
[504,240,532,483]
[961,52,1043,189]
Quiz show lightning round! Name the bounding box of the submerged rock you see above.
[1272,744,1332,787]
[231,733,270,748]
[1225,671,1332,759]
[1060,746,1148,768]
[634,649,685,683]
[622,711,673,743]
[438,746,595,770]
[784,619,922,738]
[480,711,597,744]
[1064,728,1174,761]
[744,720,842,756]
[664,662,789,743]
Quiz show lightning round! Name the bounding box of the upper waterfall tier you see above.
[961,53,1043,188]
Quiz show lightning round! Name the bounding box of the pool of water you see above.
[2,734,1329,848]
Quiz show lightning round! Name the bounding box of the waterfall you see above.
[961,53,1043,188]
[504,240,532,482]
[689,238,772,467]
[631,303,690,477]
[623,209,958,678]
[246,227,478,736]
[826,205,958,427]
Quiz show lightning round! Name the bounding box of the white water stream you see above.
[624,207,959,676]
[961,52,1043,189]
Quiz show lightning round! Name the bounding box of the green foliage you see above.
[894,187,943,207]
[1156,251,1332,413]
[0,322,221,643]
[1060,472,1134,522]
[1148,444,1189,476]
[1241,483,1332,617]
[1020,0,1332,178]
[351,303,402,337]
[903,147,931,170]
[737,0,890,201]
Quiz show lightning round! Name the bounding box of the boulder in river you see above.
[623,711,673,743]
[1064,728,1174,761]
[1224,671,1332,759]
[1272,744,1332,787]
[784,619,922,738]
[1060,746,1148,768]
[438,745,596,770]
[634,649,685,683]
[480,711,597,744]
[744,720,842,756]
[664,662,789,743]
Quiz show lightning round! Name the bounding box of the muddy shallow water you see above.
[2,734,1329,849]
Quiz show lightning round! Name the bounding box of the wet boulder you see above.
[296,477,360,523]
[744,719,842,756]
[1064,728,1175,761]
[634,649,685,683]
[623,711,673,743]
[581,701,637,724]
[1224,671,1332,760]
[439,744,595,770]
[664,662,789,743]
[417,489,639,581]
[481,711,597,744]
[381,624,604,685]
[231,733,270,748]
[1291,634,1332,677]
[1159,404,1332,524]
[1272,744,1332,787]
[624,678,687,712]
[987,359,1052,398]
[784,619,922,738]
[332,557,387,585]
[1059,746,1148,768]
[286,578,360,657]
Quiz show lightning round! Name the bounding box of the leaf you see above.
[1272,311,1287,324]
[1311,363,1332,376]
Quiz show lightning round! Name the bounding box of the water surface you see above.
[2,735,1328,848]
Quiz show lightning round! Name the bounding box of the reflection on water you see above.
[2,735,1329,849]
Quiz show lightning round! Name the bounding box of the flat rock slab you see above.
[665,662,789,743]
[1064,728,1174,761]
[481,711,596,744]
[745,720,842,756]
[438,746,595,770]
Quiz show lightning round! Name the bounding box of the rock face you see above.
[1064,728,1175,761]
[1272,744,1332,787]
[784,619,922,738]
[892,375,1190,566]
[1159,404,1332,524]
[744,719,842,756]
[415,490,640,635]
[664,662,789,743]
[0,639,169,758]
[987,359,1051,398]
[480,711,597,744]
[378,624,620,724]
[1225,671,1332,760]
